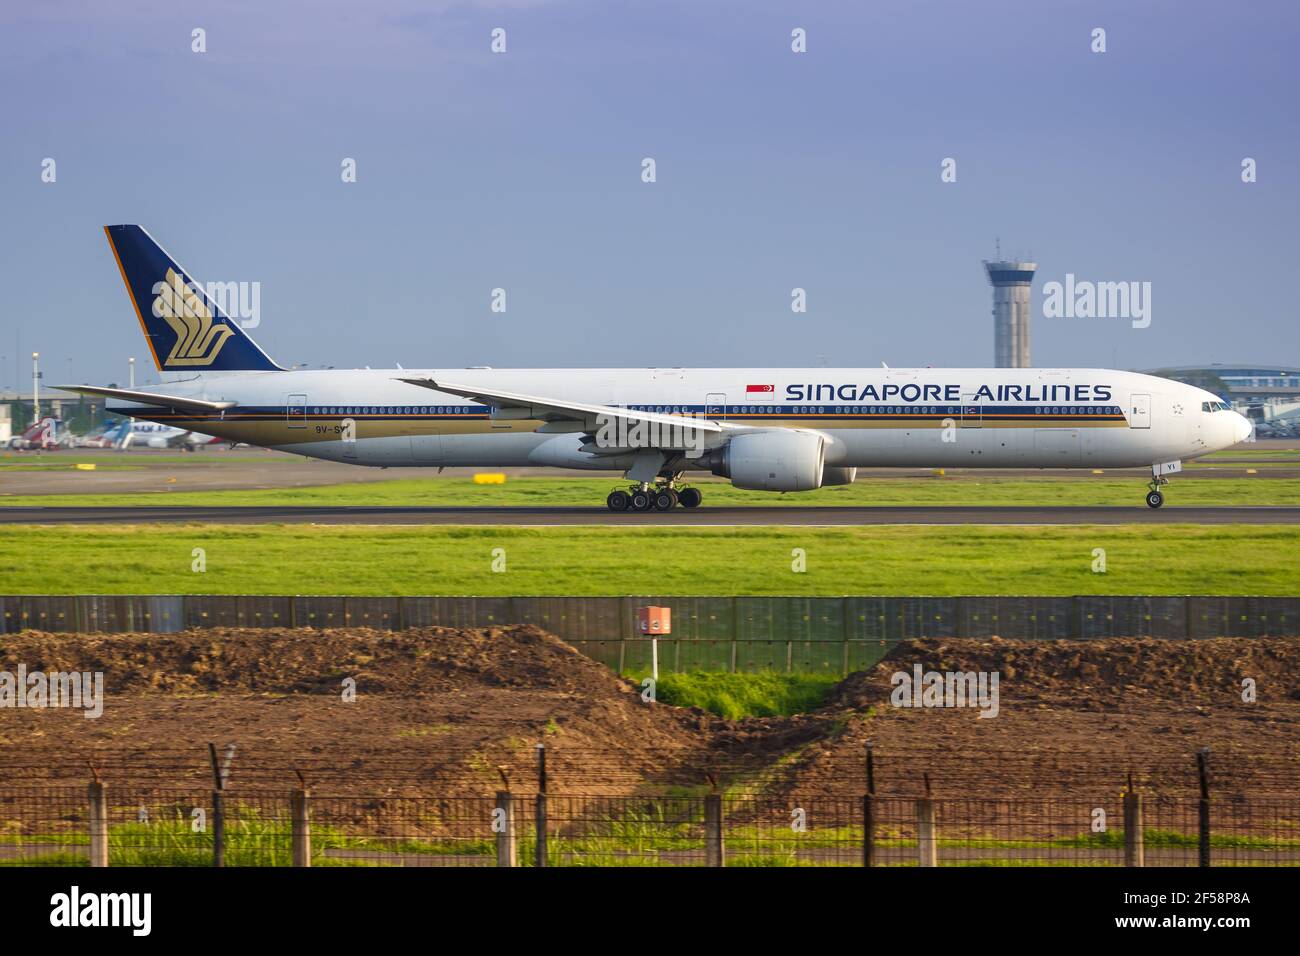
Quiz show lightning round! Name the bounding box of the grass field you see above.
[2,524,1295,595]
[632,671,841,719]
[5,474,1300,507]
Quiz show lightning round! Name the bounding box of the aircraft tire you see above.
[607,490,630,512]
[1145,490,1164,509]
[678,487,702,509]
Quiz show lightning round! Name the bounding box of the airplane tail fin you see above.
[103,225,282,372]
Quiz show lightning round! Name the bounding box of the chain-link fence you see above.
[3,783,1296,868]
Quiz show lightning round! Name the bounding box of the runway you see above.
[4,505,1300,526]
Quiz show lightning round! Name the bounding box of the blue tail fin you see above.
[104,225,281,372]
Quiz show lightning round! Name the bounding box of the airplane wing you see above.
[54,385,236,413]
[397,378,726,434]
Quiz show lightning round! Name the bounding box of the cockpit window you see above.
[1202,401,1231,412]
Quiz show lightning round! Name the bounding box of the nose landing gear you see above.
[1145,463,1173,508]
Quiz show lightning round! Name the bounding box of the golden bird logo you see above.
[151,268,234,366]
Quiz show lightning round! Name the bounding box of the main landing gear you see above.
[606,480,702,512]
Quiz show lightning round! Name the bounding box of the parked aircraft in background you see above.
[115,420,220,450]
[74,421,126,448]
[7,418,65,451]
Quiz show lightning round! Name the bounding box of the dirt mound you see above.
[0,626,724,796]
[769,637,1300,800]
[828,636,1300,710]
[1,625,626,696]
[2,629,1297,799]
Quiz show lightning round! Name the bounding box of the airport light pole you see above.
[128,357,136,425]
[32,352,40,421]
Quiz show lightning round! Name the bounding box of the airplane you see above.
[7,417,64,451]
[57,225,1253,511]
[74,420,127,448]
[114,420,220,451]
[70,418,216,450]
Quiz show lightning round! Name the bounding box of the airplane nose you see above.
[1233,412,1252,444]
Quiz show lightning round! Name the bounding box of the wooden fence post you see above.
[88,780,109,867]
[534,744,548,868]
[291,788,311,867]
[1197,749,1211,868]
[212,790,225,867]
[916,799,937,867]
[862,743,876,867]
[208,742,230,868]
[704,793,724,867]
[1123,778,1144,867]
[495,791,517,867]
[916,775,937,867]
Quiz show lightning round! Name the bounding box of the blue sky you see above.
[1,0,1296,386]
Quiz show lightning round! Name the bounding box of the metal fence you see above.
[3,786,1296,868]
[3,594,1298,673]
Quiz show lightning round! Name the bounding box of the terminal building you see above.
[1144,365,1300,424]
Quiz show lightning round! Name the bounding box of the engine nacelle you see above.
[821,465,857,486]
[710,429,825,492]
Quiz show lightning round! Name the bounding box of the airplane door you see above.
[706,392,727,420]
[286,394,307,428]
[341,412,358,459]
[1129,393,1151,429]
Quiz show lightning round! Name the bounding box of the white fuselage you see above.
[104,367,1250,475]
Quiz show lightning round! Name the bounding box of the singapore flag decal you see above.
[746,384,775,393]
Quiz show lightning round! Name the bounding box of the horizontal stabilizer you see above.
[54,384,236,412]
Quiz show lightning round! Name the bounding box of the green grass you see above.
[1,523,1296,596]
[5,474,1300,507]
[7,820,1292,867]
[631,671,840,719]
[1202,448,1300,458]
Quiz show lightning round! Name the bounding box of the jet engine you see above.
[709,429,826,491]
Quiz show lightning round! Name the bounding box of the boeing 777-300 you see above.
[57,225,1252,511]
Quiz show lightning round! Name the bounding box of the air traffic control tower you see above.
[984,258,1037,368]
